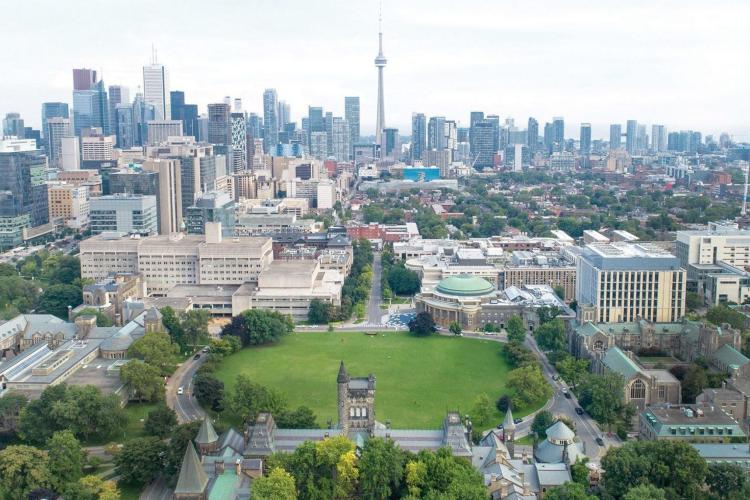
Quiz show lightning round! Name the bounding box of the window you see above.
[630,379,646,399]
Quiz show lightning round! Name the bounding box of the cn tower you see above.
[374,3,387,150]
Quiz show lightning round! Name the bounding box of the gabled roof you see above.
[196,417,219,445]
[713,344,750,369]
[545,421,575,441]
[602,346,643,380]
[174,442,209,494]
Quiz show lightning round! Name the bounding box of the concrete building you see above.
[58,170,102,197]
[640,404,746,442]
[142,158,182,235]
[45,117,73,168]
[501,250,577,301]
[143,63,170,120]
[576,242,686,324]
[146,120,183,145]
[79,223,273,295]
[234,213,318,237]
[89,193,158,235]
[185,190,235,236]
[47,183,90,228]
[60,136,80,171]
[316,179,335,209]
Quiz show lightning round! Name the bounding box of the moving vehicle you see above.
[596,437,605,446]
[575,407,584,415]
[563,389,572,399]
[177,386,184,395]
[513,418,522,424]
[193,353,201,360]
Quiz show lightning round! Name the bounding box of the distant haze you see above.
[2,0,748,140]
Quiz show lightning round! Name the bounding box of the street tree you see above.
[534,319,567,351]
[506,364,552,409]
[576,372,627,429]
[46,430,85,490]
[127,331,179,375]
[115,437,167,485]
[308,298,334,324]
[120,360,164,402]
[449,321,462,336]
[531,411,555,439]
[194,373,225,412]
[144,404,178,438]
[408,312,436,336]
[506,315,525,342]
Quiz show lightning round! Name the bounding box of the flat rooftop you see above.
[645,405,740,425]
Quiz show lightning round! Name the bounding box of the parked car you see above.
[596,437,605,446]
[575,407,584,415]
[563,390,572,399]
[202,347,210,353]
[177,386,184,395]
[552,375,559,381]
[513,418,522,424]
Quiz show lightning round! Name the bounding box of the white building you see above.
[45,117,73,168]
[81,134,115,161]
[89,194,158,236]
[142,63,170,120]
[316,180,335,210]
[146,120,183,145]
[60,136,80,171]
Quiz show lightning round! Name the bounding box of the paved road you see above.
[140,477,172,500]
[165,355,206,423]
[366,251,384,325]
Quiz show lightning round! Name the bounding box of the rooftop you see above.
[435,275,495,297]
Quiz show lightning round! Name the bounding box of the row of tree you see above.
[380,249,420,300]
[255,436,486,500]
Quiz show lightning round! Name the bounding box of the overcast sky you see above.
[2,0,749,140]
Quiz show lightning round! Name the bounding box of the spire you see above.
[378,0,384,56]
[195,416,218,445]
[174,442,209,495]
[503,408,516,431]
[337,361,349,383]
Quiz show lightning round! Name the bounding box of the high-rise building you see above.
[41,103,69,140]
[60,137,80,171]
[345,97,360,147]
[471,120,496,169]
[81,131,115,163]
[580,123,592,154]
[325,112,334,156]
[308,106,325,140]
[309,131,328,160]
[527,117,539,153]
[231,111,247,172]
[170,91,199,139]
[185,191,235,235]
[651,125,666,153]
[89,193,158,235]
[625,119,638,155]
[374,10,387,148]
[47,183,90,228]
[207,103,231,147]
[146,120,183,145]
[332,117,351,162]
[263,89,278,153]
[277,100,290,131]
[45,117,73,168]
[73,79,109,136]
[552,117,564,152]
[132,93,155,146]
[143,63,170,120]
[115,104,135,148]
[576,242,685,324]
[609,124,622,150]
[411,113,427,162]
[0,139,48,249]
[3,113,25,138]
[485,115,500,152]
[637,124,648,154]
[143,159,182,235]
[72,68,96,91]
[543,122,554,152]
[382,128,399,160]
[107,86,130,139]
[427,116,446,151]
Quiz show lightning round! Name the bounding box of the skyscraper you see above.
[262,89,278,153]
[308,106,324,151]
[580,123,591,154]
[46,117,73,168]
[471,120,495,169]
[332,117,351,162]
[143,62,170,120]
[527,117,539,153]
[170,91,199,139]
[72,68,96,91]
[411,113,426,163]
[115,104,135,148]
[73,77,109,136]
[345,97,360,147]
[231,111,247,172]
[107,85,130,139]
[207,103,231,147]
[427,116,446,150]
[325,112,334,156]
[277,100,290,131]
[2,113,25,138]
[383,128,399,160]
[374,8,387,148]
[609,124,622,150]
[41,103,69,139]
[625,119,638,155]
[552,117,564,151]
[651,124,666,153]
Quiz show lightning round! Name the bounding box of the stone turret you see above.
[503,408,516,458]
[337,361,349,432]
[195,417,219,455]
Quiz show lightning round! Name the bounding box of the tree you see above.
[449,321,462,336]
[308,298,334,324]
[555,355,590,389]
[194,373,225,412]
[706,305,747,330]
[115,437,167,485]
[534,319,567,351]
[570,458,590,486]
[127,331,179,376]
[502,341,535,368]
[469,393,492,427]
[181,309,211,347]
[686,292,703,311]
[120,360,164,402]
[253,467,298,500]
[46,430,85,490]
[576,372,627,429]
[0,392,28,434]
[144,404,178,438]
[506,315,525,342]
[74,308,113,327]
[506,364,552,409]
[0,445,53,499]
[161,306,185,348]
[531,411,555,439]
[64,475,120,500]
[222,309,294,346]
[276,406,318,429]
[707,463,747,499]
[406,448,486,499]
[544,482,596,500]
[537,306,561,325]
[164,421,201,480]
[622,483,666,500]
[682,364,708,403]
[228,375,287,424]
[387,264,420,295]
[358,438,406,500]
[601,440,708,499]
[495,395,511,413]
[408,311,436,336]
[335,450,359,500]
[39,284,82,319]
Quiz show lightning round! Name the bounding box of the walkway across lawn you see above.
[214,332,537,429]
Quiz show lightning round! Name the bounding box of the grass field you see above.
[214,332,542,428]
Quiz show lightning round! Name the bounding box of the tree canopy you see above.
[506,315,526,342]
[408,312,436,336]
[222,309,295,346]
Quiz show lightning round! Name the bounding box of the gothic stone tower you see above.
[337,361,376,434]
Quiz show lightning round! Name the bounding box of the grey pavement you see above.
[366,251,384,325]
[140,476,172,500]
[165,355,206,423]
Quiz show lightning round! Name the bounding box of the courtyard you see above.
[213,331,542,428]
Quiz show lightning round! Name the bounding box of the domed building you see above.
[415,274,497,329]
[534,420,584,464]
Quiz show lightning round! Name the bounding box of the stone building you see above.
[337,361,375,434]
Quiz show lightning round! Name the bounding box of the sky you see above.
[2,0,749,140]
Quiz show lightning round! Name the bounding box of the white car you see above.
[177,386,184,395]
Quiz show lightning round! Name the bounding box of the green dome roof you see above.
[435,275,495,297]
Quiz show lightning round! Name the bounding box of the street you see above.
[366,251,384,324]
[165,354,206,423]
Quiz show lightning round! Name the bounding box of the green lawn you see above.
[123,402,158,439]
[118,481,142,500]
[214,332,543,429]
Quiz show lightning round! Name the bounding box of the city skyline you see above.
[2,0,749,140]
